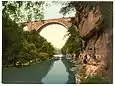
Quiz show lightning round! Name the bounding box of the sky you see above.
[39,2,75,49]
[23,2,75,49]
[43,2,75,19]
[40,24,69,49]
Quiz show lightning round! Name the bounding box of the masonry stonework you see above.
[20,17,75,31]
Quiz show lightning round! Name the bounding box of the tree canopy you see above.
[2,1,55,67]
[2,1,44,23]
[61,24,82,55]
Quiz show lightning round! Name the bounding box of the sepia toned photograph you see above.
[2,1,113,84]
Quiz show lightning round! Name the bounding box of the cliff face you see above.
[76,3,113,83]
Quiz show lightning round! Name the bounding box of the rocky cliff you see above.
[75,2,113,83]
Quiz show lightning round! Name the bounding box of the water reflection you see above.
[42,59,68,84]
[2,60,54,84]
[61,58,76,84]
[2,58,75,84]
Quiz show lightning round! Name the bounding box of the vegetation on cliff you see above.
[81,75,109,84]
[61,24,82,56]
[59,1,112,84]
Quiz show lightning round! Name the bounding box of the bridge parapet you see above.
[20,17,75,31]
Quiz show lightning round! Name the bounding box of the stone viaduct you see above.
[19,17,75,31]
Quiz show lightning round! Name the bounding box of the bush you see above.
[2,11,55,67]
[61,24,82,55]
[81,75,109,84]
[38,52,49,60]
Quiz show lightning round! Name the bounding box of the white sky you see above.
[40,24,69,49]
[39,3,74,49]
[23,2,75,49]
[43,2,75,19]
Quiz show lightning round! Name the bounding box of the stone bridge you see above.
[19,17,75,31]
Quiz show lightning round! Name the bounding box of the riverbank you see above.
[3,58,53,69]
[3,60,40,69]
[2,57,75,84]
[64,54,80,83]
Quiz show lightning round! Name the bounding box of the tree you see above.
[60,2,111,55]
[59,1,112,29]
[61,24,82,55]
[2,1,44,23]
[2,1,55,67]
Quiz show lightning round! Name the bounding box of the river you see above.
[2,56,76,84]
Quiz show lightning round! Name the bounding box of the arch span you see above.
[39,23,69,49]
[21,17,74,31]
[37,22,68,32]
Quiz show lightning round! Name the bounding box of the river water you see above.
[2,56,76,84]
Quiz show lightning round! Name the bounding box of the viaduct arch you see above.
[20,17,75,32]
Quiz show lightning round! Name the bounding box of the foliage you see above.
[59,1,112,84]
[61,24,82,55]
[59,1,76,16]
[40,41,55,57]
[2,1,55,67]
[3,20,55,67]
[59,1,100,16]
[59,1,113,29]
[3,24,55,67]
[54,48,61,54]
[81,75,109,84]
[38,52,50,61]
[60,1,112,55]
[2,1,44,23]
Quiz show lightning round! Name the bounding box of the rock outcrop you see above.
[76,2,113,83]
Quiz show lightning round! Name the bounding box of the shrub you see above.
[81,75,109,84]
[38,52,49,60]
